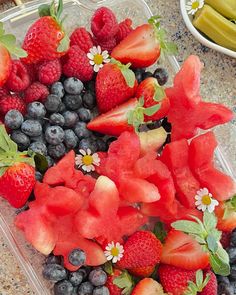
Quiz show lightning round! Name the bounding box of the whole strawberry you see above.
[0,125,35,208]
[105,269,123,295]
[105,269,133,295]
[96,60,137,113]
[21,0,69,64]
[0,95,26,116]
[117,231,162,270]
[200,270,217,295]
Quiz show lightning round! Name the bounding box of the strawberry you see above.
[0,23,27,87]
[215,200,236,232]
[111,17,177,68]
[105,269,123,295]
[136,77,170,121]
[95,60,138,113]
[159,265,214,295]
[21,0,69,64]
[161,230,210,270]
[220,231,231,248]
[129,265,155,278]
[0,125,35,208]
[131,278,167,295]
[117,231,162,270]
[105,269,134,295]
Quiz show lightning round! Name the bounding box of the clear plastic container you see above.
[0,1,235,294]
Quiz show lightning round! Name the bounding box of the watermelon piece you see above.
[43,150,75,186]
[161,230,210,270]
[189,131,236,201]
[15,207,57,255]
[161,139,200,208]
[165,55,234,141]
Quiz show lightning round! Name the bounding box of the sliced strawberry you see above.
[161,230,209,270]
[136,77,170,121]
[0,44,12,87]
[215,201,236,231]
[87,98,137,136]
[131,278,165,295]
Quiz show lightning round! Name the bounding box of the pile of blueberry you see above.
[134,67,169,85]
[217,229,236,295]
[43,249,109,295]
[4,77,110,168]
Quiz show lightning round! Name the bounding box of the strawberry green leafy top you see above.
[172,211,230,276]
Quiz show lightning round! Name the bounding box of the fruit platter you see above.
[0,0,236,294]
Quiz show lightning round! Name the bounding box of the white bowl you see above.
[180,0,236,58]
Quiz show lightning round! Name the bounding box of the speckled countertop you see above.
[0,0,236,294]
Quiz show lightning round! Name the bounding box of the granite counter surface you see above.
[0,0,235,294]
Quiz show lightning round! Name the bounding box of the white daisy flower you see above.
[104,242,124,264]
[75,148,100,173]
[186,0,204,15]
[195,188,219,213]
[87,46,110,72]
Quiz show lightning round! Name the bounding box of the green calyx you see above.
[0,125,35,176]
[153,221,167,243]
[172,211,230,276]
[148,15,178,57]
[223,195,236,219]
[127,96,161,133]
[113,271,134,295]
[0,22,27,58]
[38,0,69,53]
[110,58,136,88]
[184,270,210,295]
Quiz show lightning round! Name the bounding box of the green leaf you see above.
[0,34,27,58]
[210,251,230,276]
[0,125,17,153]
[0,167,7,177]
[56,0,63,20]
[231,195,236,207]
[196,270,203,289]
[120,67,135,88]
[206,234,218,253]
[38,4,51,17]
[57,34,70,53]
[153,221,167,243]
[0,22,5,36]
[210,228,222,242]
[171,220,203,235]
[153,84,165,102]
[202,273,210,290]
[143,104,161,116]
[103,261,113,275]
[33,153,48,173]
[203,211,217,232]
[113,271,134,295]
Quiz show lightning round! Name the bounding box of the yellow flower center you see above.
[110,247,119,257]
[93,54,103,65]
[202,195,212,205]
[82,155,93,166]
[192,1,199,9]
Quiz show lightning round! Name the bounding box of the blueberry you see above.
[92,132,105,138]
[134,68,145,84]
[74,122,92,139]
[21,120,42,137]
[11,130,30,151]
[227,248,236,264]
[45,255,62,265]
[68,248,86,267]
[106,137,117,147]
[54,280,74,295]
[64,129,78,149]
[64,77,84,95]
[80,266,92,279]
[69,270,84,286]
[50,113,65,126]
[230,265,236,281]
[82,91,96,110]
[46,155,55,167]
[88,269,107,287]
[48,143,66,159]
[58,102,67,113]
[218,280,234,295]
[35,171,43,182]
[63,111,79,128]
[142,71,152,80]
[45,94,62,113]
[42,264,67,282]
[162,117,172,132]
[93,286,110,295]
[231,231,236,247]
[29,142,47,156]
[79,138,97,154]
[86,80,95,94]
[78,281,94,295]
[153,68,169,86]
[51,82,65,99]
[147,120,163,130]
[4,110,24,130]
[30,134,46,144]
[27,102,46,119]
[77,108,92,122]
[96,138,107,152]
[64,94,83,110]
[45,126,65,145]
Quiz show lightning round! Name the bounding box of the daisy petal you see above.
[94,64,100,72]
[87,53,94,60]
[79,149,86,156]
[89,60,95,66]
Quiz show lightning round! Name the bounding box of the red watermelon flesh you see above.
[189,131,236,201]
[166,55,234,141]
[15,207,57,255]
[161,139,200,208]
[43,150,75,186]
